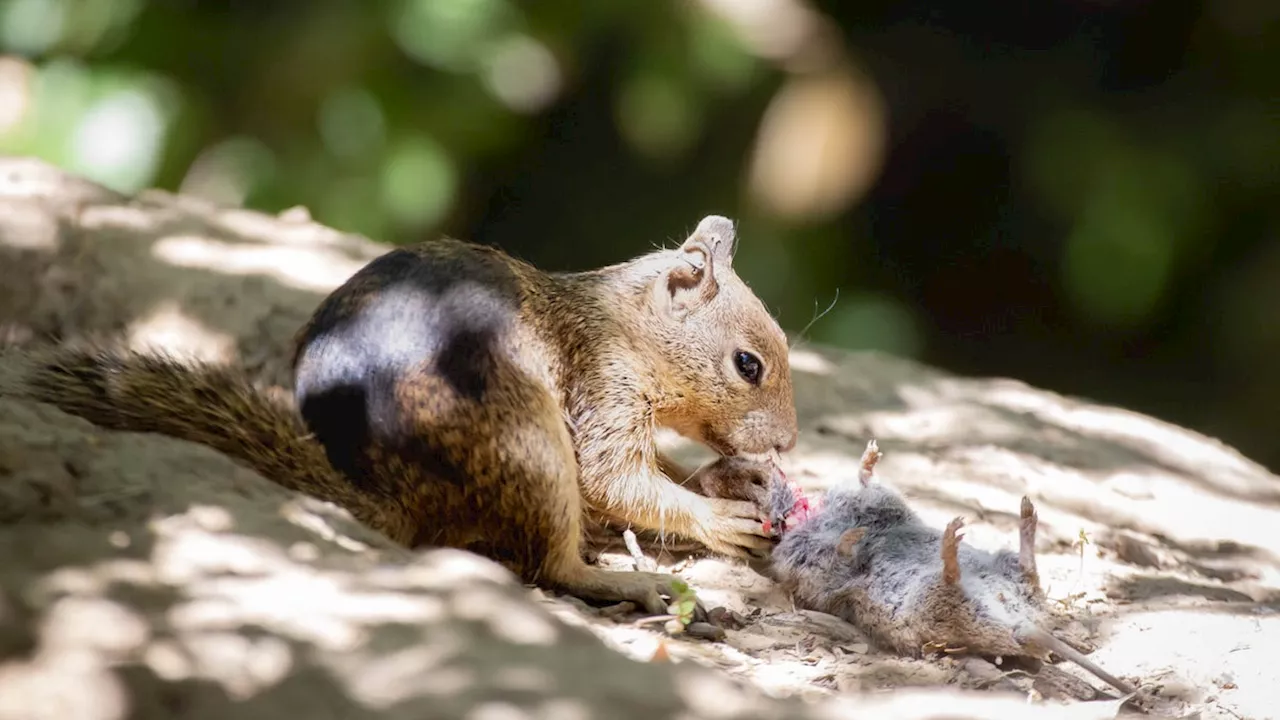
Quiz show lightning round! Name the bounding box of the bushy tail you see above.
[15,345,387,529]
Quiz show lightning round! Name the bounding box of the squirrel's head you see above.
[645,215,798,458]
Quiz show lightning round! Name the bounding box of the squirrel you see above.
[16,215,798,614]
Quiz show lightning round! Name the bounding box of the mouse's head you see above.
[763,464,817,535]
[644,215,798,458]
[693,456,814,539]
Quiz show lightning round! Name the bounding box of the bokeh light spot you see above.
[1,0,66,55]
[319,86,386,161]
[379,136,457,229]
[391,0,515,72]
[616,70,699,162]
[482,34,561,114]
[68,85,169,193]
[1062,199,1174,327]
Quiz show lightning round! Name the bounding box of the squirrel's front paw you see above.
[694,456,800,537]
[696,497,773,560]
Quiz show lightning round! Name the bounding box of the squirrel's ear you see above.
[661,240,718,319]
[658,215,737,320]
[683,215,736,268]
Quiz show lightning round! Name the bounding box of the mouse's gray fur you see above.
[769,440,1136,697]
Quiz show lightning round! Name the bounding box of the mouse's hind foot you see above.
[1018,496,1041,588]
[857,439,883,486]
[941,516,966,585]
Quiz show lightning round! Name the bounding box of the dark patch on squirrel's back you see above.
[293,240,526,484]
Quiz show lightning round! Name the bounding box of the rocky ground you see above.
[1,157,1276,719]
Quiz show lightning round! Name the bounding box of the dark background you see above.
[2,0,1278,469]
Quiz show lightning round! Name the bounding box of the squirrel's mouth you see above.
[702,423,786,462]
[736,449,782,466]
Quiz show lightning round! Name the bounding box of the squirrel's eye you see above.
[733,350,763,385]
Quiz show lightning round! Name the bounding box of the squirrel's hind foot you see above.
[552,564,690,616]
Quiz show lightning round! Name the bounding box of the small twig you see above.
[1069,528,1091,599]
[632,614,679,628]
[623,528,657,572]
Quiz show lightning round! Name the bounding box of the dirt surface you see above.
[1,156,1277,719]
[572,358,1280,720]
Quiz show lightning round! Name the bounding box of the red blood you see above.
[768,465,823,534]
[781,471,825,529]
[762,519,773,534]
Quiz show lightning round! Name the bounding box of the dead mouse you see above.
[769,439,1137,697]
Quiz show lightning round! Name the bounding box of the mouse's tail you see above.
[1016,625,1137,697]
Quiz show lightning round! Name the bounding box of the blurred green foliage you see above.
[0,0,781,238]
[3,0,1280,469]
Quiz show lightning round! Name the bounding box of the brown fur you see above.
[12,348,408,536]
[18,215,798,614]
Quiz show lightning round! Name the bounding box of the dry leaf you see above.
[650,639,671,663]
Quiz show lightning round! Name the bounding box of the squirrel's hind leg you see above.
[394,366,683,616]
